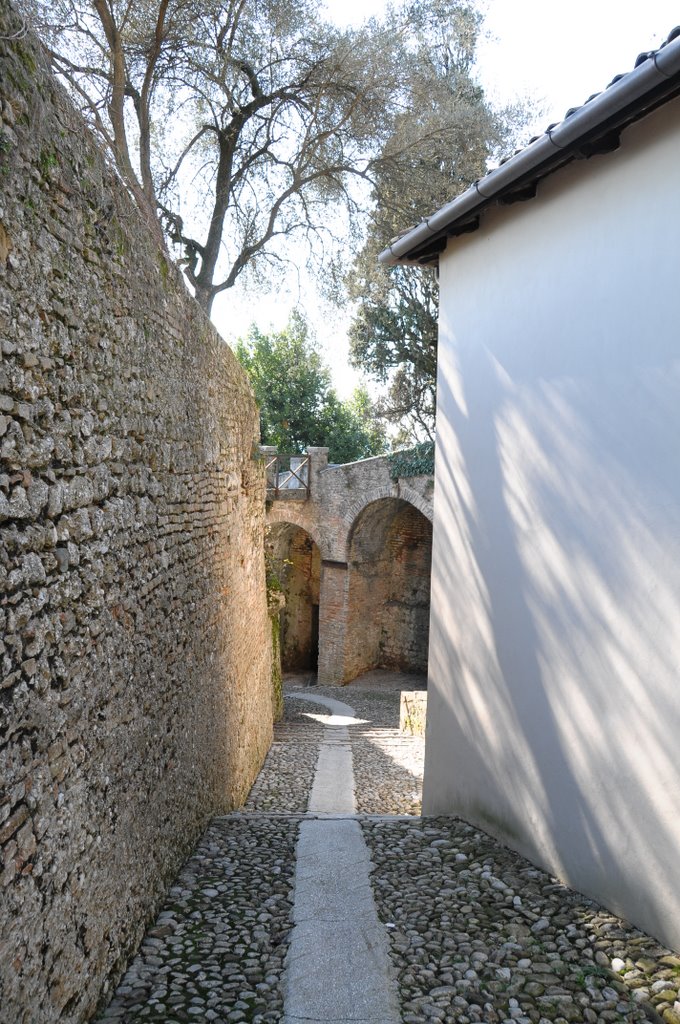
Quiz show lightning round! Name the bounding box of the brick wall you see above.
[344,500,432,680]
[0,7,272,1022]
[269,523,320,670]
[378,505,432,671]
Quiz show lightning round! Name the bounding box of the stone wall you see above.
[0,8,272,1022]
[265,448,434,683]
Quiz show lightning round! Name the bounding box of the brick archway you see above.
[264,447,434,683]
[341,487,433,560]
[267,522,321,672]
[266,504,330,560]
[342,498,433,682]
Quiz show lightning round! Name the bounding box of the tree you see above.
[347,2,528,440]
[22,0,449,315]
[235,312,386,464]
[349,265,439,442]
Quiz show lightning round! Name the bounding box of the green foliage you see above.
[235,312,387,464]
[265,563,282,594]
[38,146,58,178]
[265,547,286,721]
[269,610,283,722]
[575,964,610,989]
[388,442,435,481]
[0,131,11,177]
[347,0,530,440]
[15,40,37,75]
[158,254,170,287]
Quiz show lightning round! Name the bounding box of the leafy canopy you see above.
[235,312,387,464]
[21,0,492,316]
[347,2,530,441]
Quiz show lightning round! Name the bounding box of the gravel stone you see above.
[97,676,679,1024]
[242,696,325,813]
[97,818,297,1022]
[311,684,425,815]
[362,816,679,1024]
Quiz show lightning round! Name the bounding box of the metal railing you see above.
[264,453,310,499]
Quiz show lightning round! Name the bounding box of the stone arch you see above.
[341,486,433,555]
[267,521,321,672]
[341,485,397,536]
[395,484,433,523]
[266,504,327,559]
[343,497,433,682]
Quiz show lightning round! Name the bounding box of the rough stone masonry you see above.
[0,4,273,1021]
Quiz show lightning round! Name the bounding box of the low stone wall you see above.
[0,8,272,1022]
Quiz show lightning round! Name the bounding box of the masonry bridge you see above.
[262,445,434,685]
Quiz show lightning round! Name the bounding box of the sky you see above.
[213,0,679,396]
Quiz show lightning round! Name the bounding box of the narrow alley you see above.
[98,675,678,1024]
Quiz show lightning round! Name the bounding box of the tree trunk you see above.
[193,281,215,316]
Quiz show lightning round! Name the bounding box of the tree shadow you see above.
[426,329,680,949]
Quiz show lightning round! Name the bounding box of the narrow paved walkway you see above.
[98,675,678,1024]
[282,693,400,1023]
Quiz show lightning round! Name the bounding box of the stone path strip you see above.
[281,693,400,1023]
[97,681,680,1024]
[292,694,357,816]
[308,686,425,817]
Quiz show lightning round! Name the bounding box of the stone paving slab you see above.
[281,692,401,1024]
[282,818,401,1024]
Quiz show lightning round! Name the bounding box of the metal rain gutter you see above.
[378,32,680,267]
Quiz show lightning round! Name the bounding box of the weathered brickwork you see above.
[0,8,272,1023]
[266,448,433,683]
[268,523,320,670]
[345,500,432,680]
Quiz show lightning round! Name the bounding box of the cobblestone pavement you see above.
[98,817,298,1023]
[242,698,325,814]
[97,677,679,1024]
[313,684,425,816]
[363,818,679,1024]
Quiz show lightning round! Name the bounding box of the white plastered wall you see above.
[424,95,680,951]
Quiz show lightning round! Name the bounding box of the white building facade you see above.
[381,33,680,950]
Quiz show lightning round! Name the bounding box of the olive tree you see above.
[21,0,406,313]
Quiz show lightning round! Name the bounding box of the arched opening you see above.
[267,522,321,672]
[345,499,432,681]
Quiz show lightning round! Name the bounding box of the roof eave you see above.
[379,31,680,268]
